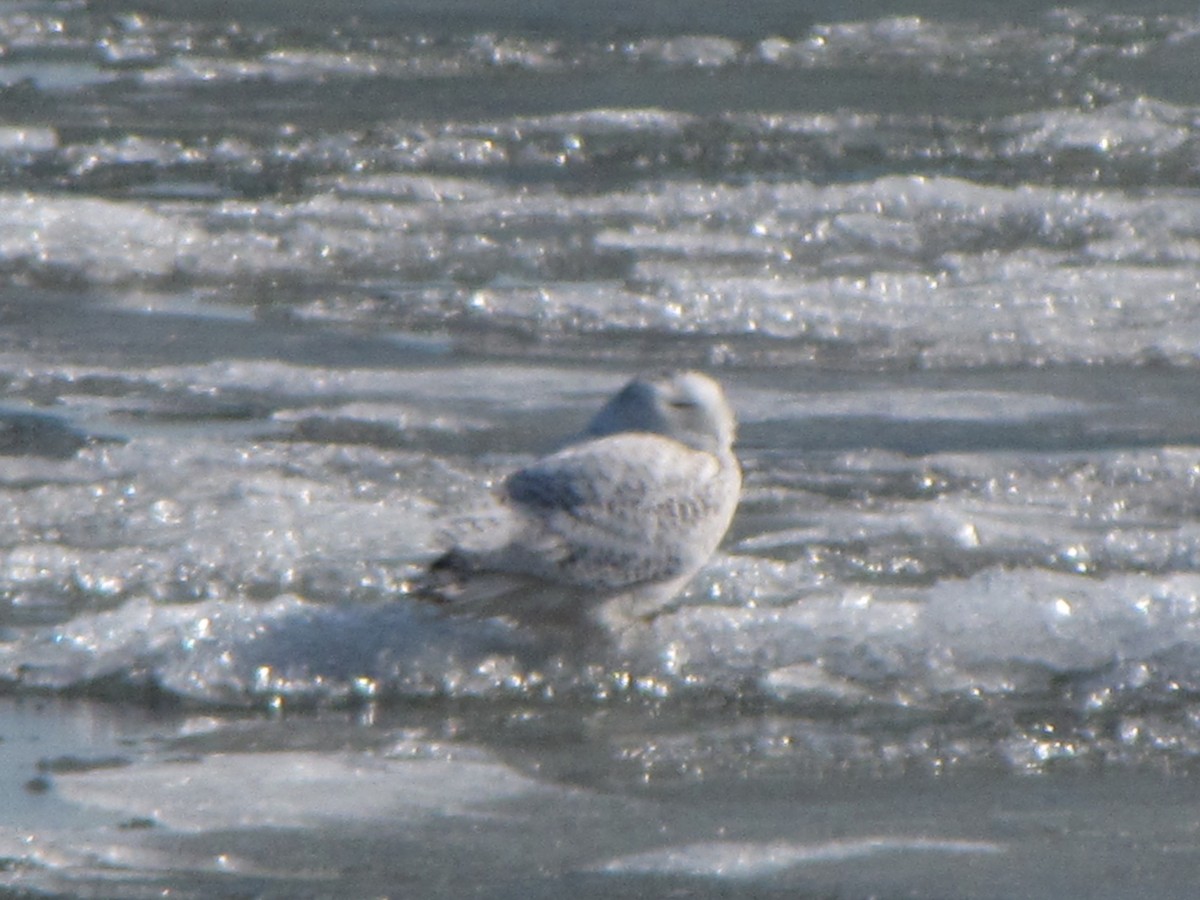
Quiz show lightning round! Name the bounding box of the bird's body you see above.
[419,371,740,633]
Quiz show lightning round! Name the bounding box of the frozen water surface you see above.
[4,0,1200,896]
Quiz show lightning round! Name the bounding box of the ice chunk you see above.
[57,750,552,831]
[0,126,57,152]
[595,836,1005,878]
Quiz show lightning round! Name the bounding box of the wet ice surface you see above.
[5,698,1200,899]
[5,0,1200,896]
[8,364,1200,732]
[7,362,1200,897]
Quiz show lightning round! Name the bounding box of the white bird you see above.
[418,370,741,635]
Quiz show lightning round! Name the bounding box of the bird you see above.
[415,370,741,637]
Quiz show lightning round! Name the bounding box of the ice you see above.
[0,126,57,152]
[924,570,1200,678]
[56,750,553,831]
[6,1,1200,895]
[5,591,499,703]
[0,741,564,895]
[4,334,1200,730]
[7,383,1200,722]
[7,153,1199,371]
[595,836,1005,878]
[274,401,490,448]
[741,567,1200,707]
[467,33,565,71]
[1000,98,1192,158]
[0,422,442,632]
[0,829,270,889]
[0,194,203,283]
[316,171,1200,366]
[739,387,1094,424]
[626,36,741,67]
[512,107,693,136]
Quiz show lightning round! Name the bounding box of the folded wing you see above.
[419,432,730,619]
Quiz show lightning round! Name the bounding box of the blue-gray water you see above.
[3,0,1200,896]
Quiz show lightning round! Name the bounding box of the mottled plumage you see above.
[419,371,740,632]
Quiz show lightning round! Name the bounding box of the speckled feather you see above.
[420,371,741,630]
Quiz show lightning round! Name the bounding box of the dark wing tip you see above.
[409,549,470,605]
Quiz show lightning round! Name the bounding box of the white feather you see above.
[419,371,740,632]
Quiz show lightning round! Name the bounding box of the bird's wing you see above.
[415,433,733,626]
[498,432,726,590]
